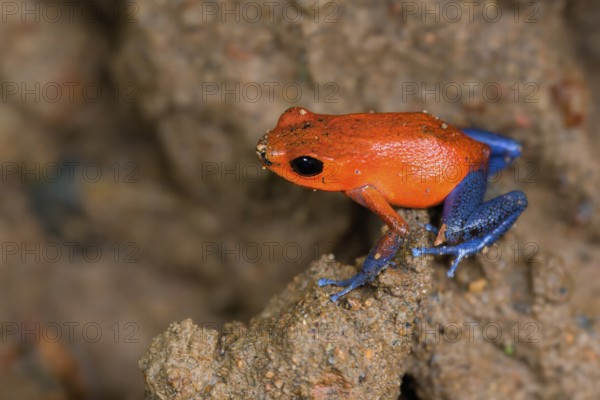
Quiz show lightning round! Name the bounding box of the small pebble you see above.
[468,279,487,293]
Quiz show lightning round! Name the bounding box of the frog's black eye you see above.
[290,156,323,177]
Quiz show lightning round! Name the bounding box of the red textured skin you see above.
[257,107,491,208]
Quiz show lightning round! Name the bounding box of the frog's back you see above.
[326,112,491,207]
[327,112,484,151]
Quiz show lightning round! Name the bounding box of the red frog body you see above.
[257,107,490,208]
[257,107,527,302]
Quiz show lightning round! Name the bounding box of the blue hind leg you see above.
[462,128,522,175]
[411,170,527,277]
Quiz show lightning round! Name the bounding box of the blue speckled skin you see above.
[318,236,399,302]
[318,186,405,302]
[318,128,528,301]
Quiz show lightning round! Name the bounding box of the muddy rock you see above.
[140,210,432,399]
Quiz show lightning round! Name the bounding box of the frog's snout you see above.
[256,135,272,166]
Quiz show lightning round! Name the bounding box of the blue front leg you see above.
[318,186,408,302]
[318,231,400,302]
[412,170,527,277]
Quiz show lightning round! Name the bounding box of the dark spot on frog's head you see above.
[303,122,311,129]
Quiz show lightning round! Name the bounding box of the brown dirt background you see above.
[0,0,599,399]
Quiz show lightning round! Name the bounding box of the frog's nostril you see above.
[257,134,273,166]
[256,147,272,166]
[261,153,273,166]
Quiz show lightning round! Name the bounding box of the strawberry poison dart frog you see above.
[256,107,527,302]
